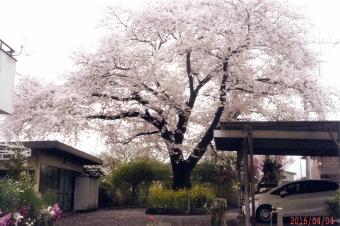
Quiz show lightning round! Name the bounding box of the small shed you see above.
[0,141,103,212]
[214,121,340,226]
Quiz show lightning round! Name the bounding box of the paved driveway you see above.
[57,209,318,226]
[56,209,212,226]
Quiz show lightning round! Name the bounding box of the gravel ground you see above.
[55,209,212,226]
[55,209,339,226]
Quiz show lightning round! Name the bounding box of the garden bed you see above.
[145,207,209,215]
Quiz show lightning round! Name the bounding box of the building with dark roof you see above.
[0,140,103,212]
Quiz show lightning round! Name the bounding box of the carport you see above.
[214,121,340,226]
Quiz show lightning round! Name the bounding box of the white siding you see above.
[74,176,99,211]
[0,49,16,114]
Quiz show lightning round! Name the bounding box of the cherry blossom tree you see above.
[257,155,293,188]
[5,0,333,189]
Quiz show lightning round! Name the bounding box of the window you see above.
[39,165,77,212]
[299,181,314,193]
[39,165,59,192]
[0,170,9,178]
[320,181,338,191]
[313,180,338,192]
[285,183,299,195]
[299,180,339,194]
[271,182,299,196]
[271,186,285,195]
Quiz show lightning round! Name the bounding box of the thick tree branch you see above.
[130,33,158,52]
[92,92,148,105]
[174,73,213,144]
[157,32,169,50]
[255,78,279,85]
[186,59,230,169]
[189,74,212,108]
[227,87,278,96]
[114,65,131,71]
[122,130,159,144]
[91,91,176,145]
[87,111,140,120]
[92,92,163,115]
[139,83,184,115]
[255,78,312,96]
[87,109,167,134]
[186,51,195,96]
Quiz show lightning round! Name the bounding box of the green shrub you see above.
[0,176,42,215]
[41,191,58,206]
[0,178,21,212]
[99,179,124,207]
[109,158,171,205]
[4,146,32,180]
[192,162,239,207]
[326,190,340,218]
[148,184,215,209]
[190,185,215,208]
[19,179,43,219]
[0,146,61,225]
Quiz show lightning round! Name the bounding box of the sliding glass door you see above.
[39,165,77,211]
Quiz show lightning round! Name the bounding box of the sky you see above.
[0,0,339,85]
[1,0,340,177]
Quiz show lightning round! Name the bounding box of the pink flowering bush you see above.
[0,177,62,226]
[0,203,62,226]
[0,212,24,226]
[147,215,160,226]
[0,214,12,226]
[35,203,62,226]
[146,215,171,226]
[49,204,62,221]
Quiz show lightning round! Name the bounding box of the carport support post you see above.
[246,126,256,226]
[242,137,250,226]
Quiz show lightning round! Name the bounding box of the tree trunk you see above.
[170,59,230,190]
[172,161,193,190]
[131,184,138,204]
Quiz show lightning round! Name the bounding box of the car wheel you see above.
[256,205,272,223]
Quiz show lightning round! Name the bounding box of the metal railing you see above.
[0,144,31,160]
[0,38,16,60]
[0,153,12,160]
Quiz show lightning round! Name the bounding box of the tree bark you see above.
[170,59,230,190]
[131,184,138,204]
[172,160,192,190]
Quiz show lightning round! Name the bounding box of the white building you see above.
[0,39,16,115]
[303,156,340,182]
[281,170,296,184]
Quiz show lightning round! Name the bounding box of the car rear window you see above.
[300,180,339,193]
[270,181,339,195]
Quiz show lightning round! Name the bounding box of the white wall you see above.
[74,176,99,211]
[0,49,16,114]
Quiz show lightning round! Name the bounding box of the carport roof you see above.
[214,121,340,156]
